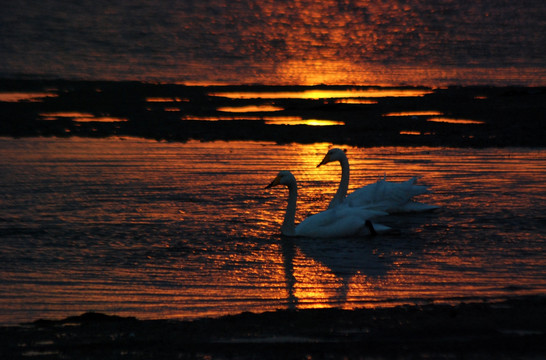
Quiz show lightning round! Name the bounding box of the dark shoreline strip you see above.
[1,296,545,359]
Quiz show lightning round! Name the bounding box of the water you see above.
[0,137,544,325]
[1,0,545,86]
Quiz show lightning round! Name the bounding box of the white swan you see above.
[266,170,389,237]
[317,148,438,213]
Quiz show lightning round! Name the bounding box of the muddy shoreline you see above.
[1,79,545,148]
[1,296,544,359]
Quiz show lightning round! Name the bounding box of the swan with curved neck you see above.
[318,148,438,213]
[266,171,388,237]
[317,149,350,209]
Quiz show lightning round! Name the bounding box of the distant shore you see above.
[1,79,545,148]
[1,296,545,359]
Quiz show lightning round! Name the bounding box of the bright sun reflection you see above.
[210,88,432,100]
[265,119,344,126]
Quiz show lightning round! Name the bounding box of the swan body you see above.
[266,171,388,237]
[318,148,438,213]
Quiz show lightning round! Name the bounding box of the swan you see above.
[317,148,438,213]
[266,170,390,237]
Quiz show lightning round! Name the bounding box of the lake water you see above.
[1,0,545,86]
[0,137,544,325]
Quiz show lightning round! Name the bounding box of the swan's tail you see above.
[365,220,377,236]
[363,220,392,236]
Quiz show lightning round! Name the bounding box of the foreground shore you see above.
[1,79,545,147]
[1,296,545,359]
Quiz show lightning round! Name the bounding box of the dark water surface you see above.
[1,0,545,86]
[0,137,544,325]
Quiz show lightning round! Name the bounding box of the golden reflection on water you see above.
[272,60,373,86]
[427,117,485,125]
[265,118,344,126]
[384,111,443,117]
[40,112,127,122]
[399,130,422,135]
[210,88,432,99]
[0,92,58,102]
[146,97,189,103]
[1,138,545,324]
[217,105,284,112]
[335,99,378,104]
[291,248,344,309]
[181,115,264,121]
[180,115,343,126]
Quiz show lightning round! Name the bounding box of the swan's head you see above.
[317,148,347,167]
[265,170,296,189]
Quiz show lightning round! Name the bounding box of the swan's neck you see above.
[329,156,350,209]
[281,180,298,236]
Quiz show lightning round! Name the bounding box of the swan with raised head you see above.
[317,148,438,213]
[266,170,389,237]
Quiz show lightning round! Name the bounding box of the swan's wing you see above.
[333,204,388,219]
[345,177,435,213]
[295,206,387,238]
[369,223,392,233]
[296,213,364,238]
[347,177,428,204]
[294,208,342,236]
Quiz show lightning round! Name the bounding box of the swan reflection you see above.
[280,235,401,310]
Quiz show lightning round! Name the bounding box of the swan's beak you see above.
[317,153,331,168]
[265,175,281,189]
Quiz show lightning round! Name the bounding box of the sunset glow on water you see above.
[210,89,432,100]
[427,118,485,125]
[0,0,545,341]
[180,115,344,126]
[0,138,544,324]
[40,112,128,122]
[217,105,284,113]
[2,1,545,86]
[1,1,545,87]
[0,92,58,102]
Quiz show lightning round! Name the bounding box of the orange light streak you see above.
[334,99,378,104]
[210,89,432,100]
[264,119,344,126]
[0,92,57,102]
[180,115,343,126]
[217,105,284,112]
[146,97,189,102]
[384,111,443,117]
[40,112,127,122]
[427,118,485,124]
